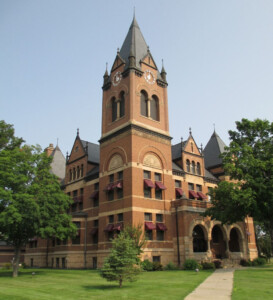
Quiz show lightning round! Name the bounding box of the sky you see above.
[1,0,273,156]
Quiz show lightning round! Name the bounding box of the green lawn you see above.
[232,264,273,300]
[0,268,212,300]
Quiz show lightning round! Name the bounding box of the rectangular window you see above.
[144,187,151,198]
[94,182,99,190]
[109,174,114,183]
[94,219,99,227]
[155,189,162,200]
[117,188,123,199]
[156,230,164,241]
[56,257,59,268]
[155,173,162,181]
[188,183,194,190]
[93,197,99,207]
[72,222,81,244]
[145,230,153,240]
[143,170,151,179]
[118,171,123,180]
[196,185,202,192]
[175,180,181,188]
[156,214,163,222]
[108,231,114,241]
[62,257,66,269]
[118,213,123,222]
[153,256,161,263]
[108,190,114,201]
[144,212,152,221]
[109,215,114,224]
[208,187,213,201]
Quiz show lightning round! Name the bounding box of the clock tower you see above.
[98,16,174,263]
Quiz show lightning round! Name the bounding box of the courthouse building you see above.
[24,17,257,268]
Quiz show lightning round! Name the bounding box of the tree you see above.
[203,119,273,253]
[0,120,76,277]
[100,227,142,288]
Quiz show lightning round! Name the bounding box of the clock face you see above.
[144,70,155,85]
[112,71,122,86]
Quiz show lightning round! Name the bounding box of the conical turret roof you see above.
[119,16,149,69]
[203,131,227,169]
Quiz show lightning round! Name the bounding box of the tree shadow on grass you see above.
[0,270,48,277]
[82,284,133,291]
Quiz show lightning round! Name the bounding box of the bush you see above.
[201,261,215,270]
[164,262,179,270]
[240,259,252,267]
[141,259,154,271]
[252,257,266,266]
[3,263,11,270]
[183,259,201,270]
[213,260,222,269]
[152,262,163,271]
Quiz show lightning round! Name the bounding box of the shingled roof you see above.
[81,140,100,164]
[171,141,186,160]
[203,131,227,169]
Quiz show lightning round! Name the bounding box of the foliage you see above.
[152,261,163,271]
[213,260,222,269]
[203,119,273,252]
[252,257,266,266]
[122,224,146,256]
[256,225,272,261]
[164,262,179,270]
[100,228,141,287]
[0,120,77,277]
[3,263,12,270]
[141,259,154,271]
[201,261,215,270]
[240,259,252,267]
[183,259,202,270]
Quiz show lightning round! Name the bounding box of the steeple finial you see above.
[103,62,109,85]
[77,128,79,137]
[133,6,135,18]
[57,138,59,146]
[189,127,192,135]
[181,137,184,152]
[161,59,167,81]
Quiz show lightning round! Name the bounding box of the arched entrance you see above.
[192,225,207,252]
[211,225,226,259]
[229,227,241,252]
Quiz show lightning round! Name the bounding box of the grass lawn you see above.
[232,264,273,300]
[0,268,213,300]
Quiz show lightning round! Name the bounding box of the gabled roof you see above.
[81,140,100,164]
[171,142,186,160]
[203,131,227,169]
[119,17,150,69]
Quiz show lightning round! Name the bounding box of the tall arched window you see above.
[186,160,190,172]
[77,166,80,179]
[73,168,76,180]
[80,164,84,177]
[191,161,196,174]
[150,95,159,121]
[196,162,201,175]
[112,97,117,122]
[69,170,72,181]
[119,91,125,118]
[141,90,148,117]
[192,225,207,252]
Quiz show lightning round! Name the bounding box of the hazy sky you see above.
[1,0,273,155]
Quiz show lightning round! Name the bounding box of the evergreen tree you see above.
[100,229,141,288]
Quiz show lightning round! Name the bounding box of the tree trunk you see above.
[12,247,21,278]
[270,227,273,257]
[119,277,122,288]
[46,239,49,268]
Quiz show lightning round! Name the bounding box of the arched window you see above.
[69,170,72,181]
[112,97,117,122]
[150,95,159,121]
[196,162,201,175]
[119,91,125,118]
[73,168,76,180]
[191,161,196,174]
[141,90,148,117]
[77,166,80,179]
[186,160,190,172]
[229,228,241,252]
[192,225,207,252]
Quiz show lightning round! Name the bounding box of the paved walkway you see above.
[184,268,235,300]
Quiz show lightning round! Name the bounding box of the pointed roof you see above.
[80,140,100,164]
[119,16,149,69]
[50,145,66,180]
[203,131,227,169]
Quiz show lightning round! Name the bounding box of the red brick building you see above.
[24,17,257,268]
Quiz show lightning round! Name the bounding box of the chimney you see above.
[44,143,54,157]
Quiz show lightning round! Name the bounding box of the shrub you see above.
[183,259,201,270]
[201,261,215,270]
[240,259,252,267]
[152,262,163,271]
[213,260,222,269]
[3,263,11,270]
[141,259,154,271]
[252,257,266,266]
[164,262,179,270]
